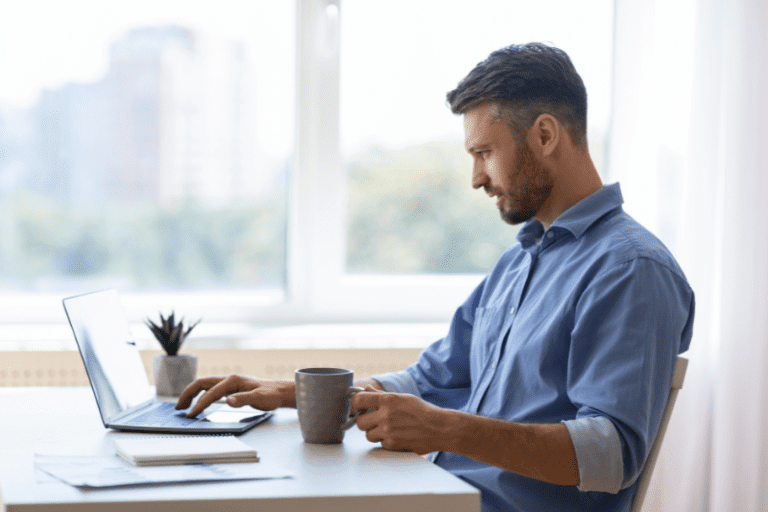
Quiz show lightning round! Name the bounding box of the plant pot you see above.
[153,354,198,397]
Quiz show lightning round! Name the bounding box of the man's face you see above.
[464,103,554,225]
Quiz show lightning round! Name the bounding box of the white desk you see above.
[0,387,480,512]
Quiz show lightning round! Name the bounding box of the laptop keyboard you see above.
[126,401,198,427]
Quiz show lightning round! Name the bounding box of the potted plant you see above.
[146,312,201,397]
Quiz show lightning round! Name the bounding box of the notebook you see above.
[63,289,273,434]
[113,435,260,466]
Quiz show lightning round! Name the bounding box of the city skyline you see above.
[2,24,278,207]
[0,0,296,162]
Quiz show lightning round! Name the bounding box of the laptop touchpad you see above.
[203,406,269,424]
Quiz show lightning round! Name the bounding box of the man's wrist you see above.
[433,407,470,453]
[278,380,297,408]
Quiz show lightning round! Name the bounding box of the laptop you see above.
[63,289,272,434]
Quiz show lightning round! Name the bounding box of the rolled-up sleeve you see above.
[563,416,624,493]
[370,370,421,396]
[568,257,694,491]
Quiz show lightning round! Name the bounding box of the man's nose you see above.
[472,162,488,190]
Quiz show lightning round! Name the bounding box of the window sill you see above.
[0,322,446,351]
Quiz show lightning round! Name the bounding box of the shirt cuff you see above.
[562,416,624,494]
[369,370,421,397]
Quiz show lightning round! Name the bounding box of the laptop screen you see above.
[64,289,154,423]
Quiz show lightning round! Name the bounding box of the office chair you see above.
[630,355,689,512]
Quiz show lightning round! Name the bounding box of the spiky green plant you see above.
[146,312,200,356]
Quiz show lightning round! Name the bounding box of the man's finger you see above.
[226,394,244,407]
[363,424,384,445]
[227,390,261,408]
[186,377,242,417]
[351,390,383,412]
[355,406,381,431]
[175,376,224,409]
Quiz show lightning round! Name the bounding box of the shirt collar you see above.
[517,182,624,244]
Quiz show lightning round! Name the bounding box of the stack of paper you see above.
[113,435,259,466]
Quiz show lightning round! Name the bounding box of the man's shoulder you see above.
[584,209,686,280]
[484,208,688,284]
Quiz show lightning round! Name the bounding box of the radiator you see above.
[0,348,422,387]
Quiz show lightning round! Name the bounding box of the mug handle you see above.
[341,386,366,430]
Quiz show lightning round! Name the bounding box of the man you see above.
[177,43,695,511]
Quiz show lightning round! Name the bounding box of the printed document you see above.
[35,453,293,488]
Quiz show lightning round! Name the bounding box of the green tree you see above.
[346,140,519,274]
[1,193,286,291]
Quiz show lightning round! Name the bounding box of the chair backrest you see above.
[630,355,689,512]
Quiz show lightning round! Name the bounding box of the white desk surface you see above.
[0,387,480,512]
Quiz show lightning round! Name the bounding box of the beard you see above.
[498,142,554,225]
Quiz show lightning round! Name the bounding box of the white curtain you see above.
[609,0,768,510]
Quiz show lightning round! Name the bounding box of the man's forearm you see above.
[441,409,580,487]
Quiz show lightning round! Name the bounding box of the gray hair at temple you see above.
[446,42,588,149]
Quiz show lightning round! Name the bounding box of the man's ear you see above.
[529,114,560,158]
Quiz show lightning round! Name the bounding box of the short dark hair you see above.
[446,42,588,146]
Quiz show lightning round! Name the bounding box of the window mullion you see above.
[291,0,344,318]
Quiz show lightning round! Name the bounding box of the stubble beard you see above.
[499,142,554,225]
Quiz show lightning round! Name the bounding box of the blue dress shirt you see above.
[373,183,695,512]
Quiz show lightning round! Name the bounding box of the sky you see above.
[0,0,614,158]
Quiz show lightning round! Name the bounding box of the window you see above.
[0,0,294,326]
[0,0,614,340]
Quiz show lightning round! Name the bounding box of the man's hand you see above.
[351,385,453,455]
[175,375,293,418]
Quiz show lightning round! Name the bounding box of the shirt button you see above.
[491,362,497,369]
[509,307,515,314]
[546,231,554,239]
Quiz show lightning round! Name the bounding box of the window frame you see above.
[284,0,484,325]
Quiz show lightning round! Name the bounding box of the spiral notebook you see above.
[113,435,259,466]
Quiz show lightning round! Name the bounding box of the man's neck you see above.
[537,156,603,230]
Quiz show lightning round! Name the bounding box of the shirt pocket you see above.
[470,306,507,372]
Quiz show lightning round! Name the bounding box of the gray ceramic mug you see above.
[295,367,365,444]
